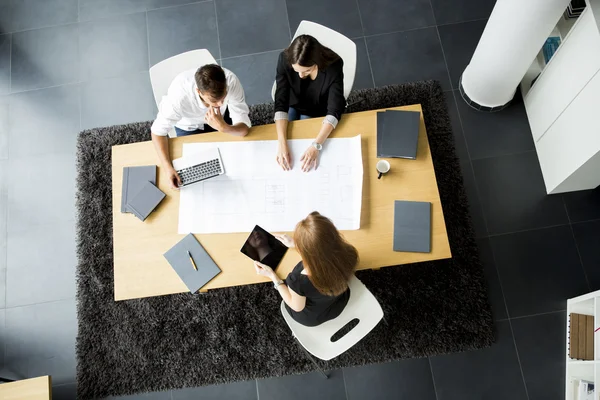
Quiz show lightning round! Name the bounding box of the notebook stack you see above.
[377,110,421,159]
[121,165,166,222]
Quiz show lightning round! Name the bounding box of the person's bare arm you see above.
[205,106,249,137]
[220,122,249,137]
[151,133,181,189]
[276,119,292,170]
[254,261,305,311]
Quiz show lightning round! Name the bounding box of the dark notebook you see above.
[126,181,165,222]
[164,233,222,293]
[393,200,431,253]
[121,165,157,213]
[377,110,420,159]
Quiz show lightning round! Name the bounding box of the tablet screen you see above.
[240,225,288,270]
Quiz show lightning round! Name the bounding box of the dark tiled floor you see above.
[1,1,599,399]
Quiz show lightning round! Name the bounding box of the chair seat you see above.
[280,275,383,361]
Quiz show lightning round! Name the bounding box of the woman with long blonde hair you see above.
[254,212,358,326]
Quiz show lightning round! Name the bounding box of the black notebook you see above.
[393,200,431,253]
[121,165,157,213]
[377,110,420,159]
[164,234,222,293]
[126,181,166,222]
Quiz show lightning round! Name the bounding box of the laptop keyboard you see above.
[177,158,223,186]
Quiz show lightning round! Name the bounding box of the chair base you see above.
[294,336,328,379]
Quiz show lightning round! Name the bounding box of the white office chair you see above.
[149,49,218,137]
[280,275,384,377]
[271,21,357,101]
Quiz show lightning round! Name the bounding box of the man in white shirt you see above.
[151,64,251,189]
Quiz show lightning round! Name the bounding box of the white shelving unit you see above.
[520,0,600,194]
[566,290,600,400]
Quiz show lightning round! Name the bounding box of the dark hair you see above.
[294,212,358,296]
[195,64,227,99]
[284,35,340,70]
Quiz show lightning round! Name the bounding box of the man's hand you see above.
[205,106,226,131]
[276,140,292,171]
[254,261,277,280]
[300,145,319,172]
[164,165,182,190]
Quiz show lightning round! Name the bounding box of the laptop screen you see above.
[240,225,288,270]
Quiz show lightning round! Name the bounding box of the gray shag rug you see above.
[75,81,494,399]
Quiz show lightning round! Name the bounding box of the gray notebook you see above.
[121,166,157,213]
[377,110,420,159]
[163,233,221,293]
[393,200,431,253]
[125,180,165,222]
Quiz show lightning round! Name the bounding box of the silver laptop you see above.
[172,147,225,187]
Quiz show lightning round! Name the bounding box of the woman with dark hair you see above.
[254,212,358,327]
[274,35,345,172]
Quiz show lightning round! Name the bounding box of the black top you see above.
[285,262,350,327]
[274,52,345,120]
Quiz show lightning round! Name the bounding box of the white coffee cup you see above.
[376,160,391,179]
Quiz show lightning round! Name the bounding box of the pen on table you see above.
[187,251,198,271]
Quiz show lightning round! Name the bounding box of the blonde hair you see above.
[294,212,358,296]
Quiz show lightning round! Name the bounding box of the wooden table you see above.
[112,104,451,301]
[0,376,52,400]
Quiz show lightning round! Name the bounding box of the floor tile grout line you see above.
[487,222,572,238]
[4,295,77,311]
[563,198,592,291]
[469,148,536,163]
[255,379,260,400]
[282,0,292,41]
[508,319,531,400]
[213,0,222,61]
[341,368,350,400]
[434,24,455,108]
[147,0,213,13]
[354,0,376,88]
[363,24,438,39]
[428,358,440,400]
[145,11,151,69]
[8,33,11,94]
[426,0,439,27]
[436,16,489,28]
[220,48,286,61]
[486,232,513,320]
[571,216,600,225]
[508,309,566,321]
[444,40,492,238]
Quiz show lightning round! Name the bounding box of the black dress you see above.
[274,52,345,121]
[284,262,350,327]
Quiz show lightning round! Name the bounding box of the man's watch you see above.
[312,141,323,151]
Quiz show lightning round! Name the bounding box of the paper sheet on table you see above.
[178,135,363,234]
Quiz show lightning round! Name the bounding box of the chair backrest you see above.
[271,21,357,101]
[149,49,217,107]
[280,275,383,361]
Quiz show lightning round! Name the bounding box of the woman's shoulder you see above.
[328,57,344,72]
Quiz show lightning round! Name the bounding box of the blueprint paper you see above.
[178,135,363,234]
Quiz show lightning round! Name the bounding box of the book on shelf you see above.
[569,313,594,360]
[542,37,561,64]
[573,379,594,400]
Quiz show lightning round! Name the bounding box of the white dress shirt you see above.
[151,67,251,136]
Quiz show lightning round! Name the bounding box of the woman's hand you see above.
[274,234,295,248]
[300,145,318,172]
[254,261,277,280]
[276,140,292,171]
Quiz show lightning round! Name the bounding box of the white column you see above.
[460,0,571,109]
